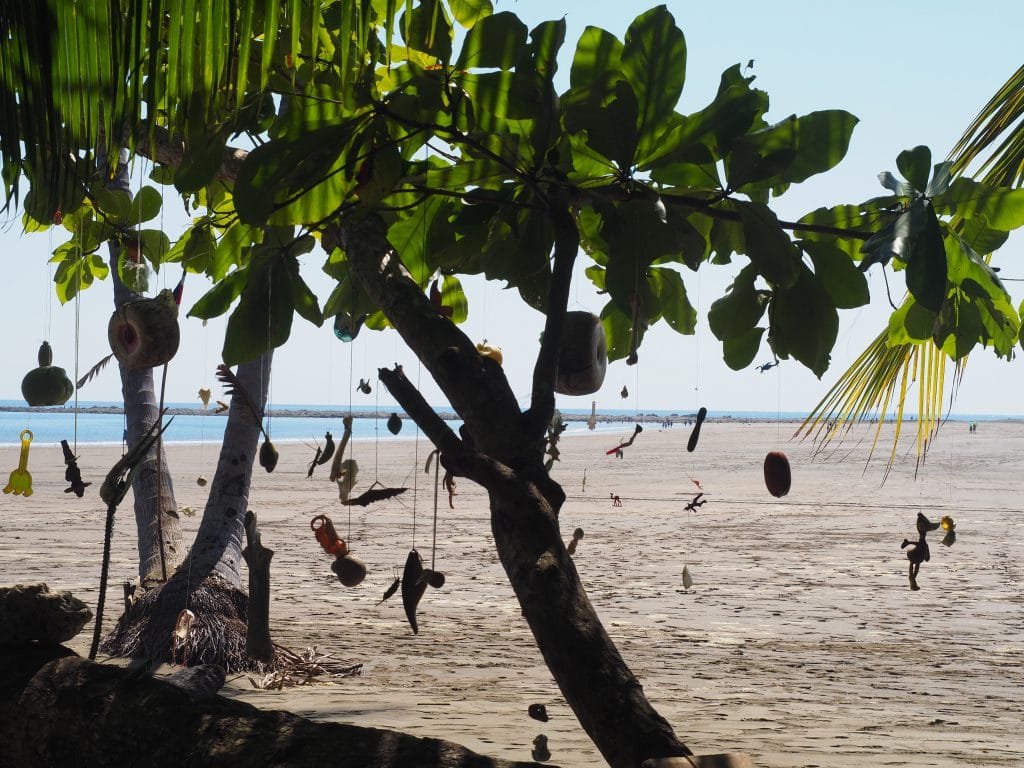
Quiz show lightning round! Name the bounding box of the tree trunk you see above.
[106,159,181,588]
[242,510,274,664]
[0,651,543,768]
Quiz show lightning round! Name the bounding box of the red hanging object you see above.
[311,514,348,557]
[763,451,791,497]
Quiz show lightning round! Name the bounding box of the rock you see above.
[0,584,92,645]
[163,663,226,695]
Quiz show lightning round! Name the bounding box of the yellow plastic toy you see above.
[3,430,34,497]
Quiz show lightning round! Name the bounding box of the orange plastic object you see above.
[310,514,348,557]
[3,430,34,497]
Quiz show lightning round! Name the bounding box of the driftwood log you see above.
[0,648,546,768]
[241,510,274,664]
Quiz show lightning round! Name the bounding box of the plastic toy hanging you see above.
[901,512,956,591]
[3,430,34,497]
[311,514,366,587]
[61,440,91,497]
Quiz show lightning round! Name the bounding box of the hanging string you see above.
[72,215,83,452]
[431,448,440,570]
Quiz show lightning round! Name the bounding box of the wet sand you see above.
[2,419,1022,766]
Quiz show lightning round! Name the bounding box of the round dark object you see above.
[528,703,549,722]
[763,450,791,497]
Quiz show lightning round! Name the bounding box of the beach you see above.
[1,419,1021,767]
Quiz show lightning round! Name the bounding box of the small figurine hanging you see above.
[357,378,372,395]
[3,429,34,497]
[311,514,366,587]
[901,512,956,591]
[686,407,708,453]
[387,412,403,435]
[21,341,74,406]
[763,450,791,497]
[606,423,643,458]
[566,527,585,556]
[61,439,91,497]
[400,548,445,634]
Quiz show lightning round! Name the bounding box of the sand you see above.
[1,419,1022,767]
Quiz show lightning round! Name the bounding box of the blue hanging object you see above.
[334,312,368,342]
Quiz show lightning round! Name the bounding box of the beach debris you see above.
[0,583,93,644]
[606,423,643,458]
[330,417,354,482]
[901,512,955,590]
[22,341,74,406]
[620,385,629,399]
[387,412,403,435]
[197,387,211,408]
[555,311,607,396]
[342,485,408,507]
[61,439,91,497]
[196,476,207,486]
[430,277,455,318]
[181,505,196,517]
[763,450,791,497]
[566,528,585,556]
[756,359,779,373]
[682,564,694,590]
[528,703,549,723]
[610,493,622,507]
[686,407,708,453]
[684,492,706,513]
[357,378,372,394]
[248,644,362,690]
[532,734,551,762]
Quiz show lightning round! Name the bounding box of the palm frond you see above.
[948,64,1024,187]
[76,353,115,389]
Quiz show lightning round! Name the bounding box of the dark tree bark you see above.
[332,212,693,767]
[0,652,544,768]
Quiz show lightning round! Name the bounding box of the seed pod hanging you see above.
[21,341,74,406]
[331,553,367,587]
[555,312,607,396]
[387,412,403,435]
[107,289,180,370]
[763,451,791,497]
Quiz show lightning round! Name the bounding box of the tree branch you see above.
[523,189,579,439]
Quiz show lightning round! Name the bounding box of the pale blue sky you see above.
[2,1,1022,415]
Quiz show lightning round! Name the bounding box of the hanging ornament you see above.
[197,388,212,408]
[357,378,372,394]
[528,704,549,723]
[311,514,366,586]
[686,407,708,453]
[476,342,503,365]
[21,341,74,406]
[587,401,597,431]
[3,430,34,497]
[620,385,629,399]
[107,289,180,370]
[429,278,454,318]
[333,312,367,342]
[555,312,607,396]
[402,549,428,634]
[682,564,694,590]
[60,440,90,497]
[259,438,279,472]
[763,451,791,497]
[940,515,957,547]
[387,412,403,435]
[331,553,368,587]
[901,512,946,591]
[566,527,585,556]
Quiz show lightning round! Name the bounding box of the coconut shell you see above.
[763,451,791,497]
[425,570,446,589]
[330,553,367,587]
[387,412,402,435]
[555,312,607,396]
[108,290,180,370]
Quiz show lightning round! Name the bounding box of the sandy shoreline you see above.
[2,420,1022,766]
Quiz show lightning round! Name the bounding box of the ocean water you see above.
[1,400,1007,447]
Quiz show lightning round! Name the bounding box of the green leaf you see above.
[796,204,885,258]
[448,0,492,28]
[649,267,696,334]
[802,240,868,309]
[401,0,453,64]
[287,258,323,326]
[887,299,935,345]
[182,225,217,274]
[137,229,171,268]
[129,186,163,225]
[896,145,932,194]
[222,256,296,364]
[455,11,527,70]
[563,72,639,171]
[569,26,623,88]
[620,5,686,163]
[904,203,947,313]
[935,178,1024,230]
[736,201,800,288]
[723,326,764,370]
[708,264,768,340]
[769,263,837,377]
[600,301,636,363]
[440,274,468,323]
[187,268,249,320]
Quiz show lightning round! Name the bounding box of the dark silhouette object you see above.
[684,493,706,513]
[61,439,91,497]
[532,734,551,762]
[763,451,791,497]
[755,359,779,373]
[528,703,549,722]
[357,378,372,394]
[686,407,707,452]
[610,494,622,507]
[901,512,958,590]
[387,412,403,435]
[606,424,643,458]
